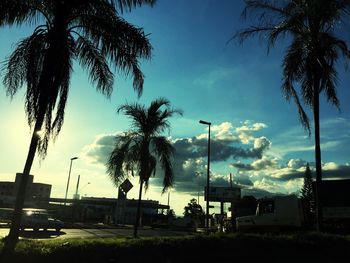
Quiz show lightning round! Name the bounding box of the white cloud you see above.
[236,121,268,144]
[287,159,306,169]
[253,178,281,193]
[252,123,268,130]
[323,162,338,170]
[79,121,350,200]
[182,158,205,171]
[252,177,303,195]
[251,156,279,170]
[80,133,118,167]
[253,136,271,150]
[211,122,238,141]
[196,133,208,140]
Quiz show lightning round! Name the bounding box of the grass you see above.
[1,232,350,262]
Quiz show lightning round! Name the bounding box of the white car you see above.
[20,208,64,232]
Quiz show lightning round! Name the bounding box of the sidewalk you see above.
[62,222,132,229]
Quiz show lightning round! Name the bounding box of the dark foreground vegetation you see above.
[1,232,350,262]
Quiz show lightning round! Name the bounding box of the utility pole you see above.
[64,157,78,205]
[74,174,80,198]
[199,120,211,231]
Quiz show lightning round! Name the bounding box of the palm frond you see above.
[112,0,156,13]
[242,0,289,19]
[239,0,349,135]
[77,11,152,95]
[233,26,276,45]
[147,97,170,116]
[144,154,157,191]
[75,36,114,97]
[106,135,134,187]
[3,28,45,98]
[146,97,183,135]
[282,77,311,134]
[3,0,154,161]
[320,63,340,109]
[118,103,147,132]
[3,28,48,130]
[110,99,180,192]
[50,45,73,138]
[37,37,73,158]
[151,136,175,193]
[0,0,45,26]
[282,42,312,130]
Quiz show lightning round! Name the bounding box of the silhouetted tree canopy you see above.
[301,163,314,201]
[1,0,155,249]
[236,0,350,232]
[106,97,182,236]
[183,198,205,222]
[2,0,154,158]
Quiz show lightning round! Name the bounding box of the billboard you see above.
[204,186,241,202]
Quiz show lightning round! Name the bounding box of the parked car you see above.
[20,208,64,232]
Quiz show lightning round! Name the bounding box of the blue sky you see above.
[1,0,350,215]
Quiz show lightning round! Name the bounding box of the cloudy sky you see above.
[1,0,350,215]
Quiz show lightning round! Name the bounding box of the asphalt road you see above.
[0,227,193,240]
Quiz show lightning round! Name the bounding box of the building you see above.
[0,174,167,226]
[0,173,51,208]
[44,196,169,226]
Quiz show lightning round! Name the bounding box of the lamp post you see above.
[199,120,211,230]
[64,157,78,205]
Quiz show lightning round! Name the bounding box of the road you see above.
[0,227,193,240]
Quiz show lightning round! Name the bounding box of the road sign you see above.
[120,179,133,194]
[204,186,241,202]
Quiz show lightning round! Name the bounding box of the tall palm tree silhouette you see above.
[1,0,155,248]
[236,0,350,231]
[106,98,182,237]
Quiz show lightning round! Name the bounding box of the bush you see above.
[1,232,350,262]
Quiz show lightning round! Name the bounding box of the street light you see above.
[64,157,78,205]
[199,120,211,230]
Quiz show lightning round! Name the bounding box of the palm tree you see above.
[1,0,155,248]
[235,0,350,231]
[106,98,182,237]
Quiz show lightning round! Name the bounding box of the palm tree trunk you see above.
[4,111,45,253]
[313,79,323,232]
[133,179,144,238]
